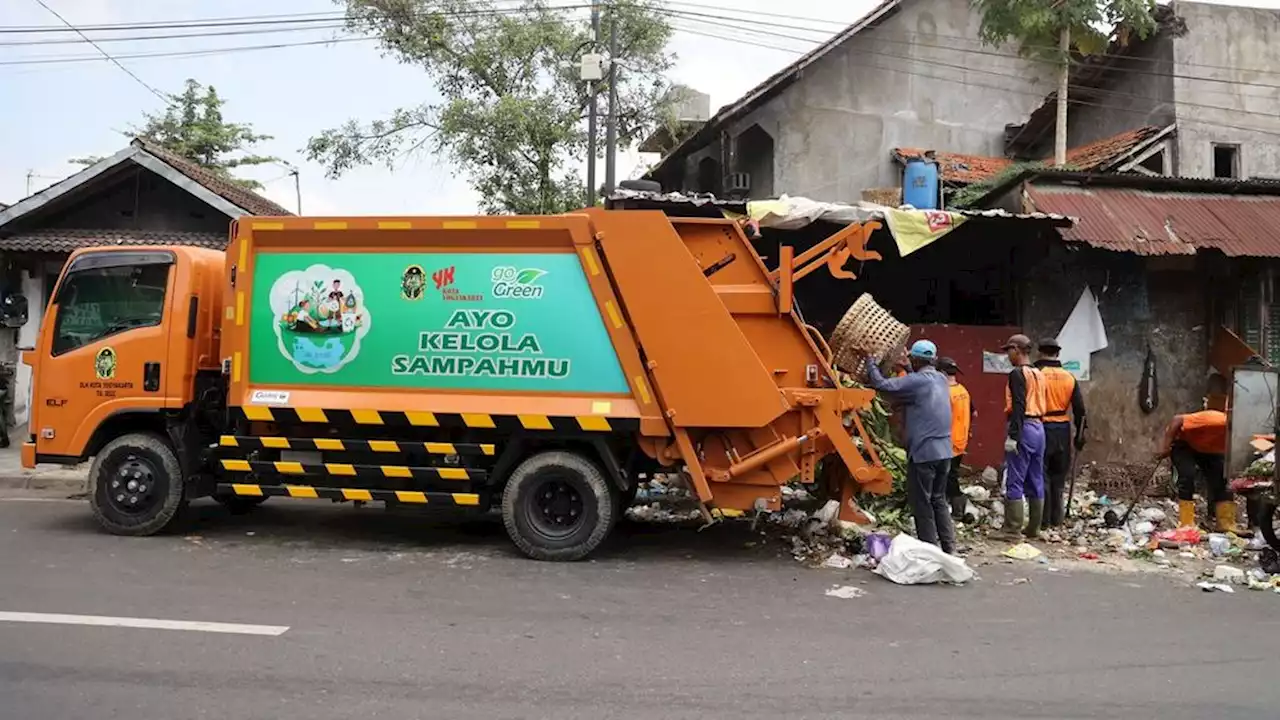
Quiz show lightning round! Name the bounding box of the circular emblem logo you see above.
[268,264,371,374]
[94,347,117,380]
[401,264,426,301]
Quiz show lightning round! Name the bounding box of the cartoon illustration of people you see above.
[290,298,320,332]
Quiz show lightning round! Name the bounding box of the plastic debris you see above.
[873,533,975,585]
[1138,508,1167,524]
[1078,551,1100,560]
[1156,527,1203,545]
[1208,533,1231,557]
[866,532,893,561]
[825,585,867,599]
[1197,582,1235,593]
[822,553,855,570]
[1132,521,1155,536]
[1002,543,1043,561]
[962,485,990,502]
[1213,565,1246,584]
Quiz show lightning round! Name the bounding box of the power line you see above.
[27,0,168,102]
[0,35,375,66]
[669,23,1280,143]
[0,22,349,47]
[661,6,1280,91]
[667,12,1280,123]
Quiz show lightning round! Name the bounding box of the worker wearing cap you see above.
[1157,395,1235,533]
[865,340,956,554]
[999,334,1049,539]
[938,357,976,521]
[1034,338,1087,528]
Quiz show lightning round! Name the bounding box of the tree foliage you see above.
[306,0,678,214]
[76,79,278,190]
[972,0,1157,62]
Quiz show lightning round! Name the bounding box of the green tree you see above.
[76,78,277,190]
[973,0,1157,164]
[305,0,678,215]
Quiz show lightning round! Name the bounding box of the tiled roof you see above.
[893,149,1014,184]
[1025,183,1280,257]
[133,138,292,216]
[1060,126,1164,171]
[0,228,226,253]
[894,126,1165,186]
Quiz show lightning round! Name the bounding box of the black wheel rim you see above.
[105,453,163,515]
[525,475,586,540]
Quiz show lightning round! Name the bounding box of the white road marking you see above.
[0,611,289,636]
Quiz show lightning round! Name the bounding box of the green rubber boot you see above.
[998,500,1024,540]
[1024,499,1045,539]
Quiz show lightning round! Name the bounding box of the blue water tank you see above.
[902,156,941,210]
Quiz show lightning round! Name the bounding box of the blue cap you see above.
[909,339,938,360]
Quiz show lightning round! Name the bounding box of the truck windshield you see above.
[52,264,170,356]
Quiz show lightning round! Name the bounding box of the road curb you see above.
[0,474,87,493]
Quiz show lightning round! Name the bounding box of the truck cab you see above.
[23,246,226,471]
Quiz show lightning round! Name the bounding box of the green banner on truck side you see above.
[248,252,629,393]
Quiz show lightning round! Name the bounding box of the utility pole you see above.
[604,2,619,197]
[586,3,600,208]
[291,167,302,215]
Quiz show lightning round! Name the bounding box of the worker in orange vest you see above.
[1034,338,1087,528]
[998,334,1049,539]
[1157,400,1236,533]
[937,357,975,521]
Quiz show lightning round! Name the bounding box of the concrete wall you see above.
[673,0,1053,200]
[1025,37,1177,159]
[1171,1,1280,179]
[1020,244,1208,465]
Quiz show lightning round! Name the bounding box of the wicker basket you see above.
[829,293,910,382]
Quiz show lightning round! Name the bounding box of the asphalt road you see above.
[0,492,1275,720]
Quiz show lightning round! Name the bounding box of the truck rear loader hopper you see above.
[25,209,894,561]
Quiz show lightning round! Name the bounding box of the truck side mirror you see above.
[1,293,29,328]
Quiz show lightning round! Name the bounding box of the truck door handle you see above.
[144,362,161,392]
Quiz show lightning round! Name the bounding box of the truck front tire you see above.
[502,451,617,561]
[89,432,186,536]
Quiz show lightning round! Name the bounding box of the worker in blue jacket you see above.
[865,340,956,554]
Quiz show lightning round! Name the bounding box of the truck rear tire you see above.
[214,494,268,515]
[89,432,186,537]
[502,451,617,561]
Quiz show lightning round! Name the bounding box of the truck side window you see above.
[52,264,170,356]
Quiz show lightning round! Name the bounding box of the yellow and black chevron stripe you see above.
[217,482,482,506]
[219,436,495,456]
[220,458,481,482]
[232,406,639,433]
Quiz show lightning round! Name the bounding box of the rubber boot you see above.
[1178,500,1196,529]
[950,496,967,522]
[1215,501,1239,535]
[997,500,1024,540]
[1023,499,1044,539]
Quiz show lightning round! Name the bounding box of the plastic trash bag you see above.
[866,532,893,560]
[873,533,975,585]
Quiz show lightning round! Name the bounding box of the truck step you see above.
[219,459,484,482]
[233,406,638,433]
[216,482,482,506]
[219,435,495,456]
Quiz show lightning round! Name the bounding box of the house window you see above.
[1213,144,1240,179]
[1139,149,1165,175]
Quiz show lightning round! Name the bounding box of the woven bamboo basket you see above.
[828,293,911,382]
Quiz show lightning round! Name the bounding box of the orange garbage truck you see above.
[22,210,893,560]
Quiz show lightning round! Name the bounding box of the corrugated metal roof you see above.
[0,229,226,254]
[1025,184,1280,257]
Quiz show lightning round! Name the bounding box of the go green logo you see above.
[491,265,547,299]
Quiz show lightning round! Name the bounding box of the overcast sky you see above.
[1,0,1277,214]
